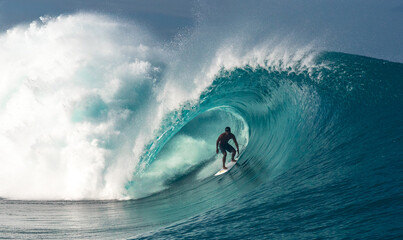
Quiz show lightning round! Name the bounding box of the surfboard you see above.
[215,160,237,176]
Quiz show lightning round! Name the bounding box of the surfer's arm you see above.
[233,135,239,152]
[216,135,222,153]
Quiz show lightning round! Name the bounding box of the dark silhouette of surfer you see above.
[216,127,239,169]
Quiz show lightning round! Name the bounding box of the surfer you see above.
[216,127,239,169]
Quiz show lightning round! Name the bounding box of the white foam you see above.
[0,13,168,200]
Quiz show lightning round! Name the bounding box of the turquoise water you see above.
[1,49,402,239]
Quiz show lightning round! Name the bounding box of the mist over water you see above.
[0,12,320,200]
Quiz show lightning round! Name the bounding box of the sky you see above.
[0,0,402,62]
[0,0,195,39]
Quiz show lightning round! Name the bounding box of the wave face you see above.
[127,53,402,239]
[135,54,402,239]
[0,13,402,239]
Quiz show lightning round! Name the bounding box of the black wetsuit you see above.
[218,132,236,153]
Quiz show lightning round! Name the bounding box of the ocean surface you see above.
[0,14,402,239]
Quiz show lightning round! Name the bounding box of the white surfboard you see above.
[214,160,237,176]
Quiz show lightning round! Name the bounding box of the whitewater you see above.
[0,13,402,239]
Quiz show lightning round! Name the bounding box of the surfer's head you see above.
[225,127,231,133]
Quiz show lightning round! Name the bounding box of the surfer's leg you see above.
[222,152,227,169]
[225,144,236,162]
[231,150,236,162]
